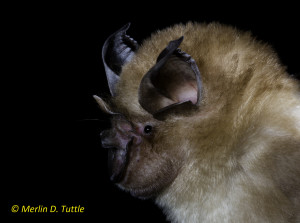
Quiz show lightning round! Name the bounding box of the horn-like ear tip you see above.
[121,22,131,32]
[93,95,116,115]
[93,95,100,100]
[93,95,104,105]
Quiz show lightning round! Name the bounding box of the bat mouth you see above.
[107,139,132,183]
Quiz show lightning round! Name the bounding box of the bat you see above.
[94,22,300,222]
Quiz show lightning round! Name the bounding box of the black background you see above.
[7,2,299,222]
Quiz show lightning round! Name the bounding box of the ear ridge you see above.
[102,23,139,96]
[138,37,202,118]
[174,49,202,106]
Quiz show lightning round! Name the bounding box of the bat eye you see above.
[143,125,152,134]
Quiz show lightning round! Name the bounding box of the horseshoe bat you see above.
[94,22,300,222]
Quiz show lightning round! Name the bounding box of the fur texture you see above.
[97,22,300,222]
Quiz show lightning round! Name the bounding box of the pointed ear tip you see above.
[123,22,131,30]
[93,95,103,103]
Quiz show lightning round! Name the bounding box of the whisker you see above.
[76,119,107,122]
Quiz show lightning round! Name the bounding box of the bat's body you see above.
[95,22,300,222]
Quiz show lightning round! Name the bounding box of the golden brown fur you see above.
[97,22,300,222]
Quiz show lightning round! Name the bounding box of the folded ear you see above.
[93,95,118,115]
[102,23,139,96]
[138,37,202,120]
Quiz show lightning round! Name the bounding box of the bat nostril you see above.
[100,130,110,141]
[100,130,113,148]
[100,129,133,150]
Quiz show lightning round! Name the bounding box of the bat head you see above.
[95,23,205,198]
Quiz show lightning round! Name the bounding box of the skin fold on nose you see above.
[100,129,132,150]
[100,130,116,148]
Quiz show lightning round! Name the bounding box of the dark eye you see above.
[143,125,152,134]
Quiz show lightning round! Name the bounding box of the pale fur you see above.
[104,22,300,222]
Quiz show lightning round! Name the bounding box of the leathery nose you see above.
[100,117,142,182]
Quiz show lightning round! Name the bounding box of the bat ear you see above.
[102,23,139,96]
[93,95,118,115]
[138,37,202,120]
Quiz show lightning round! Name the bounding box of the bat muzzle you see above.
[100,130,133,183]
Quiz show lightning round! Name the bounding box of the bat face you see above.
[95,22,300,221]
[99,112,185,198]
